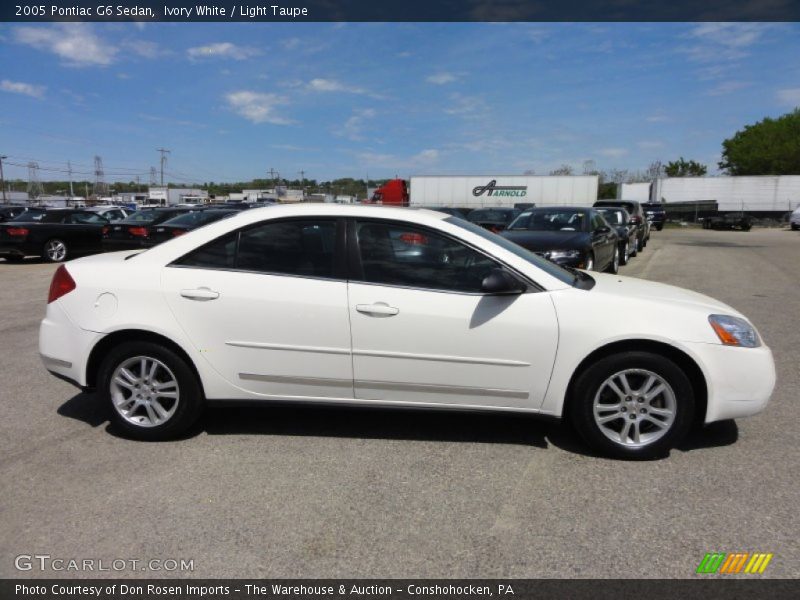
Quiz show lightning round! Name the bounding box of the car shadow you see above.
[56,393,739,456]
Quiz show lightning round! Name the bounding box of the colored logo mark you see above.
[696,552,773,574]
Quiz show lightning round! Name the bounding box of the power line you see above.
[157,148,171,186]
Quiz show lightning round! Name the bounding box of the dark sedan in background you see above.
[641,202,666,231]
[145,209,240,246]
[0,206,46,223]
[594,199,649,251]
[103,207,195,251]
[0,208,109,262]
[596,207,637,265]
[466,207,521,232]
[500,206,619,273]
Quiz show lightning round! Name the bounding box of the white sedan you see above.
[39,204,775,458]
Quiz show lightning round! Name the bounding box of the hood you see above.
[589,272,740,315]
[501,230,588,252]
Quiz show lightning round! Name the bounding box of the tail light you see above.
[629,215,642,224]
[6,227,29,237]
[399,232,428,245]
[47,265,76,304]
[128,226,148,237]
[172,229,186,237]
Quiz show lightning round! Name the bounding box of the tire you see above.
[98,341,204,441]
[584,251,595,271]
[636,234,644,253]
[569,351,695,459]
[605,246,619,274]
[619,241,629,266]
[656,224,664,231]
[43,238,68,263]
[791,223,799,231]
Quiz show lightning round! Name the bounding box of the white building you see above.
[149,187,208,206]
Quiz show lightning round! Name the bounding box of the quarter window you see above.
[354,221,500,293]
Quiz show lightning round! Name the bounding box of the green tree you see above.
[664,157,707,177]
[719,109,800,175]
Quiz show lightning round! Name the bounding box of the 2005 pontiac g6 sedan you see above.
[39,205,775,458]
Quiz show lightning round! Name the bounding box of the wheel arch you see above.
[85,329,202,391]
[564,339,708,426]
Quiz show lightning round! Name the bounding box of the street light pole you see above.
[0,155,7,204]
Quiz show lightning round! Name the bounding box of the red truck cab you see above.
[368,179,409,206]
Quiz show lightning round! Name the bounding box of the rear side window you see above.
[175,219,337,279]
[237,220,336,278]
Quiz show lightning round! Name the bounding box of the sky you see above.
[1,22,799,184]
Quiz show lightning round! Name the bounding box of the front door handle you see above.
[180,287,220,301]
[356,303,399,317]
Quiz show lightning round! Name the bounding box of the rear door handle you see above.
[180,287,220,301]
[356,303,399,317]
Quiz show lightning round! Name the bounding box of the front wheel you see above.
[98,341,204,441]
[619,242,629,266]
[570,351,695,459]
[605,246,619,274]
[43,238,68,263]
[584,252,595,271]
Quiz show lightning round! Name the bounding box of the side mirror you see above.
[595,225,610,234]
[481,268,525,295]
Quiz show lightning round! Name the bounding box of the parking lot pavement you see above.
[0,227,798,579]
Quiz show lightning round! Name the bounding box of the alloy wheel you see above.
[45,240,67,262]
[109,356,180,428]
[592,369,676,448]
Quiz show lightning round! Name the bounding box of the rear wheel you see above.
[43,238,68,263]
[636,234,644,253]
[98,341,204,441]
[619,242,629,266]
[570,351,694,459]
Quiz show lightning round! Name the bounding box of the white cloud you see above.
[15,23,117,66]
[684,23,773,63]
[599,147,628,158]
[776,88,800,107]
[0,79,45,98]
[124,40,165,59]
[357,148,440,169]
[426,72,457,85]
[224,91,292,125]
[637,140,664,150]
[335,108,377,141]
[414,149,439,162]
[444,93,487,117]
[187,42,259,61]
[306,78,373,96]
[705,80,751,96]
[645,114,670,123]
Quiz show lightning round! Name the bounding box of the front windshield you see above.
[7,210,45,222]
[509,208,588,232]
[598,209,625,225]
[445,216,577,287]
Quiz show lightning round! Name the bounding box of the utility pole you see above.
[267,168,279,187]
[157,148,171,186]
[67,161,74,197]
[298,170,305,200]
[0,155,7,204]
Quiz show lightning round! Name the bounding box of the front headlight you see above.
[548,249,581,260]
[708,314,760,348]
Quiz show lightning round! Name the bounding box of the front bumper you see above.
[683,341,776,423]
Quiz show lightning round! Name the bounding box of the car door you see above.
[346,219,559,410]
[161,218,354,400]
[590,212,612,267]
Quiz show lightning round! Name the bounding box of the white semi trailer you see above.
[409,175,599,209]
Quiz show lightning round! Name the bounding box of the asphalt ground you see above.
[0,226,798,579]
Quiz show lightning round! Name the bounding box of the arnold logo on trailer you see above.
[472,180,528,198]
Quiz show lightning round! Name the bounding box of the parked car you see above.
[466,207,521,232]
[702,213,753,231]
[0,206,47,223]
[39,204,775,459]
[145,209,239,246]
[0,208,108,262]
[103,207,195,251]
[641,202,666,231]
[596,207,637,265]
[84,206,131,222]
[594,200,649,251]
[501,206,620,273]
[791,206,800,231]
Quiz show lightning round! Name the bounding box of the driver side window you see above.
[354,221,500,293]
